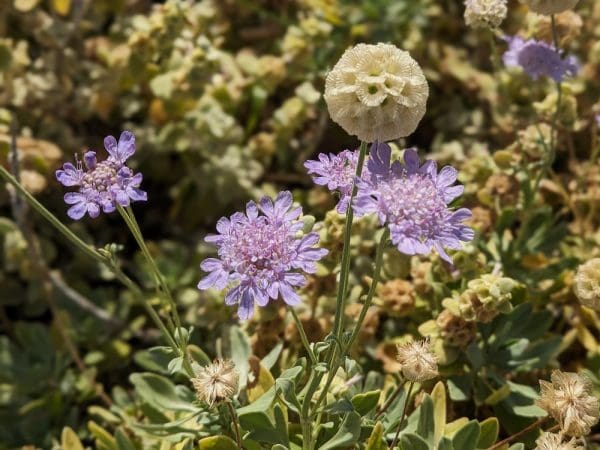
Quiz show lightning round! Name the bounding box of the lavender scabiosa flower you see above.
[304,149,370,213]
[353,143,473,263]
[503,36,579,82]
[198,191,328,320]
[55,131,147,220]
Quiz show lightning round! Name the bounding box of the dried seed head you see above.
[573,258,600,311]
[191,359,239,407]
[537,370,600,437]
[464,0,508,29]
[521,0,579,15]
[396,339,438,382]
[324,43,428,142]
[535,432,584,450]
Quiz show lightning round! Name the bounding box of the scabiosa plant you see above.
[353,143,474,263]
[304,149,370,213]
[198,191,328,320]
[55,131,147,220]
[503,36,579,82]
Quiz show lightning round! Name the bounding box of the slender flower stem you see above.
[117,206,195,377]
[0,165,103,264]
[310,228,388,442]
[344,228,388,353]
[301,371,318,450]
[290,308,317,365]
[487,417,548,450]
[332,140,368,340]
[390,381,414,450]
[375,378,403,420]
[226,402,243,450]
[0,165,181,365]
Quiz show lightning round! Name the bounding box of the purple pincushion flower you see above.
[502,36,579,82]
[198,191,328,320]
[55,131,147,220]
[353,143,474,263]
[304,149,370,213]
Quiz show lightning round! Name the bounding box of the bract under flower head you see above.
[198,191,328,320]
[503,36,579,82]
[353,143,473,263]
[55,131,147,220]
[324,43,429,143]
[304,149,370,213]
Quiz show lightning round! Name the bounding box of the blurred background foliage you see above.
[1,0,600,448]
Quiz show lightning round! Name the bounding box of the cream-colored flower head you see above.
[537,370,600,437]
[535,432,584,450]
[520,0,579,15]
[191,359,239,407]
[573,258,600,311]
[464,0,508,29]
[396,339,438,382]
[324,43,429,143]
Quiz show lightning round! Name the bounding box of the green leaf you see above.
[452,420,480,450]
[416,395,435,446]
[130,373,196,412]
[261,341,283,370]
[115,428,136,450]
[230,326,251,390]
[61,427,84,450]
[508,445,524,450]
[324,398,354,415]
[477,418,499,449]
[399,433,429,450]
[365,422,387,450]
[198,436,238,450]
[351,390,380,416]
[320,412,361,450]
[88,421,117,450]
[438,437,454,450]
[431,381,447,444]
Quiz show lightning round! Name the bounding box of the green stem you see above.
[390,381,414,449]
[290,308,317,365]
[374,378,403,420]
[332,140,368,340]
[0,165,103,264]
[227,402,243,450]
[117,206,194,377]
[311,228,388,441]
[0,165,181,363]
[301,372,318,450]
[343,228,388,353]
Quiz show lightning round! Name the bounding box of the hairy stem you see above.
[227,402,243,450]
[390,381,414,449]
[487,417,548,450]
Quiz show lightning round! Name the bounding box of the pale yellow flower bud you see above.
[464,0,508,29]
[521,0,579,15]
[396,339,438,382]
[537,370,600,437]
[535,432,584,450]
[191,359,239,407]
[324,43,428,143]
[573,258,600,311]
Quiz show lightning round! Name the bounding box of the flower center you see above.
[222,218,297,282]
[81,160,120,193]
[378,174,449,241]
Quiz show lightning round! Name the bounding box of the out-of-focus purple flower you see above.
[502,36,579,82]
[198,191,328,320]
[353,143,474,263]
[55,131,147,220]
[304,149,370,213]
